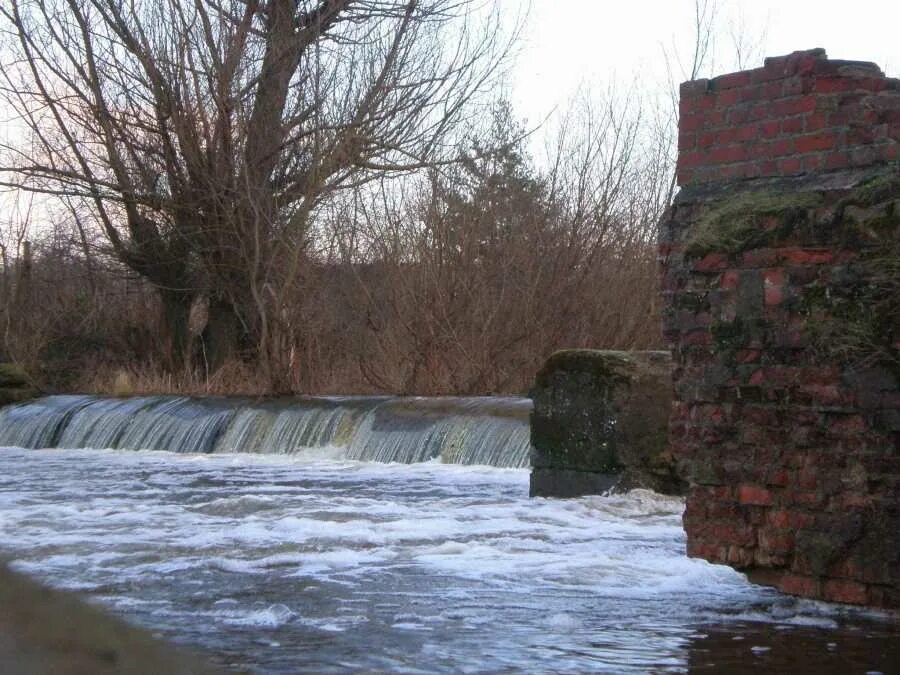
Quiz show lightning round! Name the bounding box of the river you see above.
[0,396,896,672]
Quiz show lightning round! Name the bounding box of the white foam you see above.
[220,604,296,628]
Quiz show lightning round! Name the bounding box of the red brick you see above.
[793,491,824,506]
[715,71,752,90]
[748,102,771,121]
[706,110,728,126]
[830,414,867,434]
[678,150,707,169]
[710,145,748,164]
[739,85,762,102]
[679,97,697,116]
[798,468,818,490]
[800,383,846,406]
[759,120,780,139]
[698,131,716,148]
[774,96,817,116]
[767,509,790,527]
[813,77,863,94]
[802,154,825,172]
[680,113,707,132]
[842,494,873,509]
[726,545,754,566]
[761,81,784,99]
[779,574,819,598]
[736,124,760,142]
[780,249,834,265]
[777,157,803,174]
[735,349,761,364]
[764,271,786,304]
[770,139,794,157]
[795,132,839,153]
[694,252,729,271]
[713,522,756,547]
[716,89,741,106]
[823,153,850,170]
[715,128,739,144]
[719,270,740,290]
[739,485,774,506]
[782,116,804,133]
[764,268,786,286]
[803,112,829,131]
[766,470,790,488]
[681,79,711,97]
[679,133,696,151]
[750,66,785,84]
[759,528,795,554]
[823,579,869,605]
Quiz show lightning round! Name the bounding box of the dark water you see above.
[0,446,896,673]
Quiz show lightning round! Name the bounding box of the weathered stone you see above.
[529,350,681,497]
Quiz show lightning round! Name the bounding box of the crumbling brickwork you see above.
[661,50,899,608]
[678,48,900,186]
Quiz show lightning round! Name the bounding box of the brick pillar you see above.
[660,49,899,608]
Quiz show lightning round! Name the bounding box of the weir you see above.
[0,395,532,468]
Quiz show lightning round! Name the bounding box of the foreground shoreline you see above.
[0,563,220,674]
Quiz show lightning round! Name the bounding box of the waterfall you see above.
[0,395,533,468]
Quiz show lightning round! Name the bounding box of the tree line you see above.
[0,0,735,395]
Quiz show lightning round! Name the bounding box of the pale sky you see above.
[509,0,899,126]
[3,0,899,235]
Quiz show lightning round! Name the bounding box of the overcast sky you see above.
[508,0,899,126]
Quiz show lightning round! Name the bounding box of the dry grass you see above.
[76,360,273,397]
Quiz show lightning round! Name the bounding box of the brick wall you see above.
[662,50,899,608]
[678,49,900,186]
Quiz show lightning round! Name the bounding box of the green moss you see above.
[673,292,709,313]
[804,241,900,377]
[534,349,634,390]
[710,317,767,352]
[848,173,900,208]
[686,190,823,257]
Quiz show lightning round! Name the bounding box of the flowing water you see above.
[0,397,897,673]
[0,395,532,467]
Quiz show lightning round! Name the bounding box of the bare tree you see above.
[0,0,513,386]
[323,96,667,395]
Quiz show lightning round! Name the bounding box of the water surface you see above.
[0,447,895,673]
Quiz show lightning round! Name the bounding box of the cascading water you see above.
[0,395,533,467]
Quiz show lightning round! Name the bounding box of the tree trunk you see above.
[202,299,243,371]
[159,289,193,370]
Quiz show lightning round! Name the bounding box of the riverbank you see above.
[0,564,220,674]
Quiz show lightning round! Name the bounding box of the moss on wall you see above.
[686,190,823,257]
